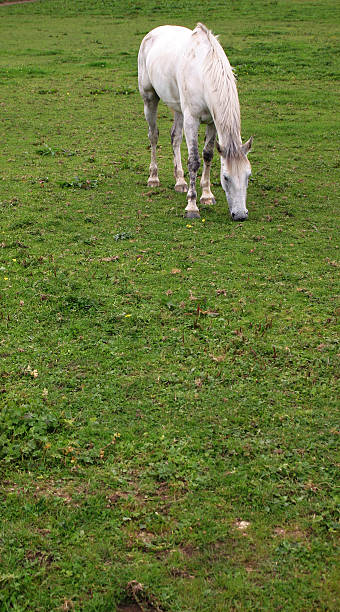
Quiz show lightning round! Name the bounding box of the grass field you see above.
[0,0,339,610]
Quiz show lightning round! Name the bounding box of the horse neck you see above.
[211,84,242,152]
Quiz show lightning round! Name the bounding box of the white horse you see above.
[138,23,252,220]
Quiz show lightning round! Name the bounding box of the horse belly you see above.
[146,55,182,111]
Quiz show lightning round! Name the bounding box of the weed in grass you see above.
[60,177,98,189]
[36,144,76,157]
[114,232,135,241]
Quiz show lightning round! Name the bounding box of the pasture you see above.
[0,0,339,610]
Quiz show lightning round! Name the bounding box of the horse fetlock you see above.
[185,195,199,218]
[200,194,216,206]
[175,180,188,193]
[147,176,160,187]
[187,189,197,203]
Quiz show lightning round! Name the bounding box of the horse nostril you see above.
[232,211,248,221]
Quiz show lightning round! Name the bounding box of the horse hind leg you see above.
[200,124,216,206]
[143,91,160,187]
[171,111,188,193]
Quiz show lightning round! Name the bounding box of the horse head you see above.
[217,137,252,221]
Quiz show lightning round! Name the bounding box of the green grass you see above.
[0,1,339,610]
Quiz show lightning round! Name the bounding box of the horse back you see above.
[138,26,193,111]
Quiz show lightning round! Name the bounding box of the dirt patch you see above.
[170,567,195,579]
[119,581,165,612]
[0,0,38,6]
[205,537,261,576]
[136,531,155,545]
[105,491,130,507]
[2,479,136,508]
[117,604,142,612]
[179,543,199,558]
[26,550,54,566]
[2,479,91,506]
[206,537,238,562]
[273,526,310,540]
[35,528,52,537]
[155,482,171,499]
[0,0,39,5]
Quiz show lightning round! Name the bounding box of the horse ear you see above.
[216,141,225,156]
[241,136,253,156]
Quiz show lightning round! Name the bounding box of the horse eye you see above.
[223,175,229,183]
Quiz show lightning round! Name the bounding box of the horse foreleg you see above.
[184,114,200,218]
[200,124,216,206]
[143,92,160,187]
[171,111,188,193]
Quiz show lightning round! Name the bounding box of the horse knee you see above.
[203,148,214,163]
[148,126,159,144]
[171,120,183,149]
[170,124,176,145]
[143,89,159,104]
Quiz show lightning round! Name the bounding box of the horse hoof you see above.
[200,196,216,206]
[185,211,200,219]
[147,178,160,188]
[175,183,188,193]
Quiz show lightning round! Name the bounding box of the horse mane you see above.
[194,23,242,159]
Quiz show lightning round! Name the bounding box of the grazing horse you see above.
[138,23,252,220]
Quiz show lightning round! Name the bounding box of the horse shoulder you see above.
[177,35,211,117]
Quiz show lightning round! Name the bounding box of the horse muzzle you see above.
[231,210,248,221]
